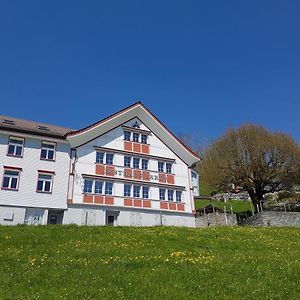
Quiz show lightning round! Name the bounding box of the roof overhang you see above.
[66,102,201,166]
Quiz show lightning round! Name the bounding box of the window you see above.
[124,131,131,141]
[159,188,165,201]
[40,142,55,161]
[105,182,113,195]
[37,173,53,193]
[133,132,139,143]
[7,137,24,157]
[166,163,172,174]
[83,179,93,193]
[2,169,20,190]
[106,153,114,165]
[141,159,148,170]
[191,171,198,179]
[168,190,174,201]
[94,181,103,194]
[133,185,140,198]
[142,186,149,199]
[124,156,131,167]
[96,152,104,164]
[124,184,131,197]
[141,134,148,144]
[158,161,164,172]
[133,157,140,169]
[176,191,182,202]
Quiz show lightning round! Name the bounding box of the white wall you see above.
[64,205,196,227]
[70,118,194,214]
[0,131,71,210]
[0,205,26,225]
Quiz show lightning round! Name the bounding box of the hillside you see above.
[194,199,253,213]
[0,226,299,299]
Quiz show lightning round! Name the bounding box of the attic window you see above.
[2,119,15,125]
[38,125,49,131]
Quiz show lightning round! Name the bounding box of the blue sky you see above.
[0,1,299,146]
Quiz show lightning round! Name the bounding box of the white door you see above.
[25,209,44,225]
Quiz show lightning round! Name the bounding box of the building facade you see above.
[0,102,201,227]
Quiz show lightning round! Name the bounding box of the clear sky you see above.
[0,1,299,147]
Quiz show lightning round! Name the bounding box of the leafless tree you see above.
[199,124,300,211]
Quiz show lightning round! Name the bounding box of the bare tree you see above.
[199,124,300,211]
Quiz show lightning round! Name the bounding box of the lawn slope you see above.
[0,226,299,299]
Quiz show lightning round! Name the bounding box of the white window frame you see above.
[141,159,148,170]
[158,161,164,172]
[166,162,172,174]
[105,153,114,165]
[105,182,113,195]
[124,131,131,141]
[124,156,131,168]
[168,189,174,201]
[2,169,20,190]
[141,134,148,144]
[142,186,149,199]
[94,180,103,194]
[124,184,131,197]
[176,190,182,202]
[159,188,165,201]
[83,178,93,194]
[133,132,139,143]
[133,185,141,198]
[7,136,24,157]
[96,152,104,164]
[133,157,140,169]
[37,173,53,193]
[40,141,56,161]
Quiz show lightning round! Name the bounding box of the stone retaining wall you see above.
[195,213,237,227]
[243,211,300,227]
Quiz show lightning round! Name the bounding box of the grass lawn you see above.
[194,199,254,213]
[0,226,299,299]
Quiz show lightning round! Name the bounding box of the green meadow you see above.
[0,226,299,299]
[194,199,253,213]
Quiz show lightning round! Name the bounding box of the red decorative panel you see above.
[105,165,115,177]
[133,170,142,180]
[83,195,93,203]
[94,196,104,204]
[169,203,177,210]
[167,175,175,184]
[143,200,151,208]
[124,168,133,179]
[124,199,133,206]
[105,197,114,205]
[124,141,132,151]
[95,164,105,175]
[134,199,142,207]
[159,173,167,183]
[177,203,185,211]
[141,144,149,154]
[142,171,150,181]
[133,143,141,153]
[160,202,168,209]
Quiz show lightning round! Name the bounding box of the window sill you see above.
[40,158,55,162]
[7,154,23,158]
[36,191,52,194]
[1,187,19,191]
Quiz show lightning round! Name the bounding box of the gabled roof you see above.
[0,115,72,139]
[67,102,201,166]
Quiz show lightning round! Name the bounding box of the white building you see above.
[0,117,71,225]
[0,102,201,227]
